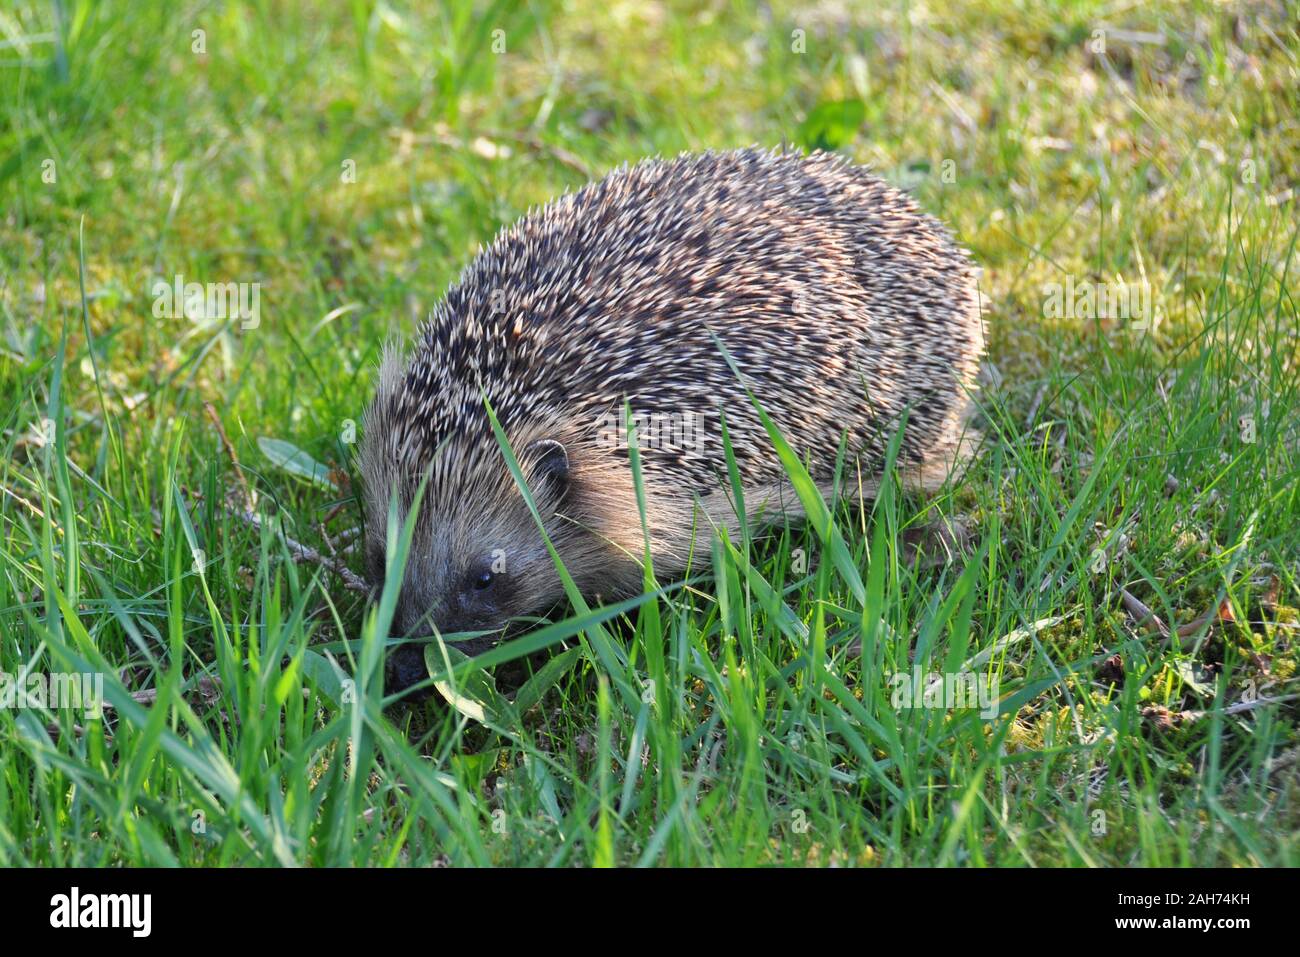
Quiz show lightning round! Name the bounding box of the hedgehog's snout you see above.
[392,587,435,638]
[384,584,497,695]
[386,642,429,696]
[382,574,444,696]
[384,606,431,696]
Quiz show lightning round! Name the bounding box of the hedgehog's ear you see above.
[525,438,570,502]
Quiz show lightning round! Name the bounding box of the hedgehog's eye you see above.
[466,557,503,596]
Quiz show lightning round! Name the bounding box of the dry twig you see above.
[204,401,257,511]
[232,506,369,594]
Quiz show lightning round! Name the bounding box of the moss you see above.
[1271,652,1297,682]
[1265,605,1299,648]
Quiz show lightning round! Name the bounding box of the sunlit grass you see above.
[0,0,1296,866]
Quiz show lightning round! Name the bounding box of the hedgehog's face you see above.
[361,438,573,687]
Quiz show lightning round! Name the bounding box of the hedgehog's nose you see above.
[386,642,429,696]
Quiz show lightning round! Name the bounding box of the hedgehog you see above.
[359,147,984,689]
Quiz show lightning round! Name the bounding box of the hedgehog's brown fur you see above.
[360,147,984,655]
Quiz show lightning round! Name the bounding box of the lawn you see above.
[0,0,1297,866]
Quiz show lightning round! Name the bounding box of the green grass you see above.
[1,0,1298,866]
